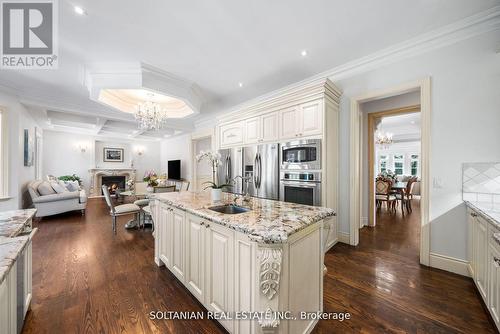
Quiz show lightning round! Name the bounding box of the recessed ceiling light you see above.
[301,50,308,57]
[74,6,87,15]
[238,82,243,88]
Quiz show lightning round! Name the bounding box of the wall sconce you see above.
[134,146,145,156]
[77,143,88,153]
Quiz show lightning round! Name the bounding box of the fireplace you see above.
[101,175,126,195]
[88,168,136,197]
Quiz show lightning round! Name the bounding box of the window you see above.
[411,154,419,176]
[378,155,388,173]
[393,154,404,175]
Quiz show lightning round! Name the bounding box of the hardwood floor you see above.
[22,198,495,334]
[315,200,496,333]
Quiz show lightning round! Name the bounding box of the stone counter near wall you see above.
[0,209,36,238]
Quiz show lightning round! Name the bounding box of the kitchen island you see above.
[150,191,335,334]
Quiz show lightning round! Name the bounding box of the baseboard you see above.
[338,232,350,244]
[360,217,368,228]
[429,252,470,277]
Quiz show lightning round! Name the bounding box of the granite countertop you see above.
[0,235,29,285]
[0,209,36,238]
[465,201,500,227]
[0,209,36,285]
[151,191,335,244]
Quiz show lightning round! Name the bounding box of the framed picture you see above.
[24,129,34,166]
[103,147,124,162]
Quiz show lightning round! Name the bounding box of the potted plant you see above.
[143,170,158,192]
[196,150,231,201]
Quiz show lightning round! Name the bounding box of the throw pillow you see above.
[65,181,80,192]
[51,181,67,194]
[38,181,56,196]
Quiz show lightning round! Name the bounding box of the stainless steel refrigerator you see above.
[243,143,279,200]
[217,147,243,194]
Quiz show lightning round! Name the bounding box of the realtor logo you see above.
[1,0,58,69]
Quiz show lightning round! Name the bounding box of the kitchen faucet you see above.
[232,175,252,204]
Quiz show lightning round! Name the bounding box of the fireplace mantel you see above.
[89,168,136,197]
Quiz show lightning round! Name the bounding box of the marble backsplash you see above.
[463,162,500,203]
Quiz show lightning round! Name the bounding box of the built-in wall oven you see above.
[279,171,321,206]
[280,139,321,170]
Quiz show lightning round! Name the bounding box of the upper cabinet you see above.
[244,116,261,144]
[279,107,299,140]
[299,100,323,137]
[219,121,244,148]
[216,79,340,149]
[261,112,279,142]
[244,112,279,144]
[279,100,323,140]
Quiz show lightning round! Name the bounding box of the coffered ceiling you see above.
[0,0,498,140]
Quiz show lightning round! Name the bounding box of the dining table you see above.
[118,190,151,229]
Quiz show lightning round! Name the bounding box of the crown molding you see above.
[196,6,500,126]
[84,62,203,115]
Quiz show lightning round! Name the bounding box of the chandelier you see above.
[375,130,393,148]
[135,100,169,130]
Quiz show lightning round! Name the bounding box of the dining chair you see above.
[395,177,417,213]
[375,180,396,212]
[177,180,190,192]
[102,185,141,234]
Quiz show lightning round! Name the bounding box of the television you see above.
[168,160,181,180]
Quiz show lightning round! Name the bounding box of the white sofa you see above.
[28,180,87,217]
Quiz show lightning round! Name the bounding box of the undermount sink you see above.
[208,204,250,215]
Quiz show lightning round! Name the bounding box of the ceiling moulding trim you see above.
[44,127,164,143]
[84,62,203,115]
[20,97,136,123]
[196,5,500,125]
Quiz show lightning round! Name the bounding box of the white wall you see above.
[43,131,95,193]
[335,30,500,261]
[0,91,39,210]
[43,130,161,193]
[160,134,192,181]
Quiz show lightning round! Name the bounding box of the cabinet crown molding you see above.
[217,78,340,124]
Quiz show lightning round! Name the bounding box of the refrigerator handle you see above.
[258,153,262,189]
[227,155,232,183]
[254,154,259,187]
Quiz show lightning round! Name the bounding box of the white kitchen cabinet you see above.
[244,112,278,144]
[22,238,33,318]
[185,214,205,303]
[205,221,234,332]
[219,121,244,147]
[489,242,500,328]
[279,100,323,140]
[159,203,173,269]
[171,208,186,282]
[261,112,279,142]
[474,214,488,301]
[298,100,323,137]
[244,117,261,144]
[0,264,17,334]
[324,216,338,252]
[279,106,299,139]
[468,209,475,277]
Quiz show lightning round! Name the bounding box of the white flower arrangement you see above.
[196,150,231,190]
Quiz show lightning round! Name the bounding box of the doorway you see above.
[190,130,215,192]
[367,105,421,227]
[349,78,431,266]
